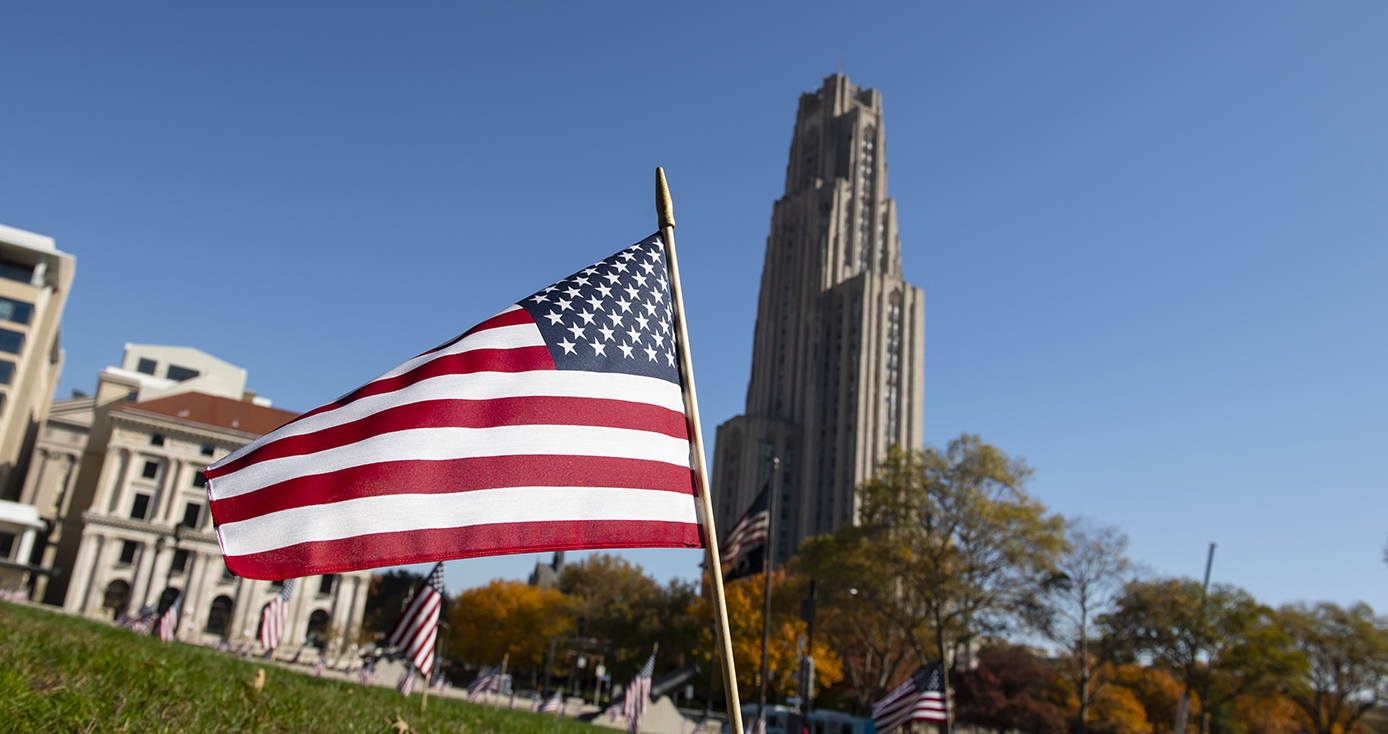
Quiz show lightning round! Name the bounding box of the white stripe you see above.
[214,369,686,472]
[219,485,701,557]
[212,424,690,500]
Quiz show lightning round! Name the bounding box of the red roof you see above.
[116,392,299,438]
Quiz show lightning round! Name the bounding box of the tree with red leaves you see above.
[953,645,1066,734]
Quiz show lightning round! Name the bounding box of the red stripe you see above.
[388,587,438,647]
[212,456,695,525]
[211,345,556,478]
[213,396,686,479]
[225,520,702,580]
[423,308,535,355]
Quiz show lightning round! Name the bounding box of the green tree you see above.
[558,553,695,682]
[853,435,1066,727]
[1029,519,1132,734]
[1277,602,1388,734]
[1101,579,1300,734]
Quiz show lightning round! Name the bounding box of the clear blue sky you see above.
[3,3,1385,612]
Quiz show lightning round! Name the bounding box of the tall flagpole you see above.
[656,167,744,734]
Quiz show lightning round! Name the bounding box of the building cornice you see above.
[110,408,258,445]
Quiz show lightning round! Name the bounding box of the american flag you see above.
[467,663,502,702]
[396,670,415,697]
[205,233,702,580]
[387,562,446,675]
[749,710,767,734]
[540,691,565,715]
[259,579,295,651]
[872,662,947,733]
[719,483,769,581]
[622,654,656,734]
[119,603,158,635]
[157,591,182,643]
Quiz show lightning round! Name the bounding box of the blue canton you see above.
[517,233,679,385]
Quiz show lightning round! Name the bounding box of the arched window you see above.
[156,587,182,616]
[205,595,234,637]
[102,579,131,618]
[306,609,331,649]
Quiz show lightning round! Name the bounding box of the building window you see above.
[0,260,34,284]
[318,574,338,596]
[136,357,158,375]
[0,328,24,356]
[200,444,215,457]
[141,460,159,479]
[0,531,14,560]
[165,364,200,382]
[0,297,33,326]
[130,494,151,520]
[150,434,165,447]
[192,471,207,489]
[0,360,14,386]
[118,540,140,565]
[181,502,202,529]
[126,390,138,402]
[171,549,191,575]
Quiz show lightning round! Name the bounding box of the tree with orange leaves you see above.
[449,579,572,685]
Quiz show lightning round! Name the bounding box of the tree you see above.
[449,579,571,685]
[1029,519,1132,734]
[953,645,1066,734]
[559,554,676,681]
[1277,602,1388,734]
[362,569,425,641]
[1101,579,1300,734]
[854,436,1066,726]
[711,569,843,703]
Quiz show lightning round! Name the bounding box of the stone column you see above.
[62,532,100,613]
[90,448,129,516]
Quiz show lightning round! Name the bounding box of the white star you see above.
[557,339,577,355]
[613,261,630,273]
[543,286,557,294]
[577,310,596,325]
[624,286,640,299]
[555,298,573,312]
[666,351,676,366]
[603,272,621,285]
[597,284,612,297]
[583,266,599,276]
[607,312,625,327]
[598,325,614,341]
[619,251,636,261]
[544,311,564,326]
[590,341,607,356]
[626,327,642,343]
[643,300,657,315]
[567,323,586,339]
[616,297,633,313]
[618,342,635,359]
[644,345,658,361]
[586,295,603,311]
[653,332,665,347]
[564,286,581,298]
[634,274,648,287]
[640,260,655,274]
[575,276,590,286]
[529,294,548,304]
[635,314,650,331]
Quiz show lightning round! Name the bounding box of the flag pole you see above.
[655,167,744,734]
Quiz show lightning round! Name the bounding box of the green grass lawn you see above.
[0,600,600,734]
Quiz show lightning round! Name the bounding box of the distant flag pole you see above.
[655,166,743,734]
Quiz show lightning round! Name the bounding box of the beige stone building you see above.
[712,74,927,564]
[38,346,370,657]
[0,223,75,504]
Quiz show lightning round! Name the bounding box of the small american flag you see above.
[467,663,502,702]
[157,592,182,642]
[386,562,446,675]
[622,654,656,734]
[206,233,702,580]
[259,579,295,651]
[749,711,767,734]
[872,662,947,733]
[396,670,415,697]
[719,482,769,581]
[119,603,158,635]
[540,691,564,715]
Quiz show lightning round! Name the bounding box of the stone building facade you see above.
[712,74,926,564]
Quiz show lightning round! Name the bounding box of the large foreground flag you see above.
[719,482,769,582]
[206,233,702,579]
[622,654,656,734]
[260,579,295,651]
[389,563,446,676]
[872,662,947,733]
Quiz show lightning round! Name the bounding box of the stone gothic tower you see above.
[711,74,926,565]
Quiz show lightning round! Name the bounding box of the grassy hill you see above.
[0,600,597,734]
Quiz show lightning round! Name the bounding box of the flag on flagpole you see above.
[467,663,503,702]
[719,481,770,581]
[119,603,159,635]
[749,711,767,734]
[387,562,446,676]
[622,654,656,734]
[157,591,183,642]
[396,670,415,697]
[259,579,295,651]
[872,662,947,733]
[206,233,704,580]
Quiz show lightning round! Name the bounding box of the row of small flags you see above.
[115,580,293,650]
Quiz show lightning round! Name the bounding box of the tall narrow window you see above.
[130,494,151,520]
[884,292,903,444]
